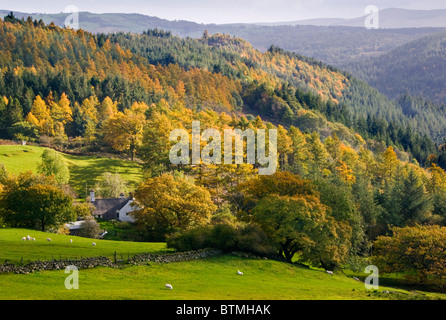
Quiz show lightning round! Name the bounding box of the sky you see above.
[2,0,446,24]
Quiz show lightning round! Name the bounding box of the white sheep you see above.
[326,270,334,275]
[26,235,31,241]
[92,242,96,246]
[352,277,360,281]
[22,237,26,241]
[70,239,73,244]
[237,270,243,275]
[47,238,52,242]
[32,238,36,241]
[165,284,173,290]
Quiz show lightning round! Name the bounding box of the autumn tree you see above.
[336,160,356,186]
[427,164,446,223]
[252,193,351,267]
[372,225,446,288]
[139,109,176,176]
[377,146,399,183]
[73,202,95,219]
[102,102,147,161]
[49,93,72,126]
[0,181,74,231]
[132,173,216,240]
[98,96,118,123]
[287,125,308,175]
[26,95,52,136]
[238,171,317,215]
[240,171,352,267]
[277,125,293,169]
[324,133,342,163]
[306,131,329,177]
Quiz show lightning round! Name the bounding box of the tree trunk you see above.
[283,249,294,262]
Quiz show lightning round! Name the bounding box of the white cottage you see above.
[89,190,137,222]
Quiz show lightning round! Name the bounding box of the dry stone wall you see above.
[0,249,223,274]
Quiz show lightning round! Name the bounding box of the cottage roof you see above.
[92,198,130,220]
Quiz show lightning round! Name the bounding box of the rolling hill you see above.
[0,228,168,264]
[268,8,446,29]
[0,228,444,300]
[343,30,446,106]
[0,145,144,199]
[1,9,444,68]
[0,15,442,164]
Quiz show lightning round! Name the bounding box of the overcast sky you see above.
[2,0,446,24]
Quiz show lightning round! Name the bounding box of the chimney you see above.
[90,190,95,202]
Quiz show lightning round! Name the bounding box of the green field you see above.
[0,228,169,264]
[0,145,144,197]
[0,256,390,300]
[1,228,445,300]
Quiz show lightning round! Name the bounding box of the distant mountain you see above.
[1,9,445,68]
[344,30,446,106]
[259,8,446,29]
[0,10,206,35]
[209,25,444,67]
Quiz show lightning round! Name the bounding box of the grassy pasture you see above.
[0,254,411,300]
[0,145,144,197]
[0,228,169,265]
[1,229,445,300]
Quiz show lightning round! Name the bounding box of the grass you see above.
[0,145,144,198]
[1,228,445,300]
[0,228,170,265]
[2,255,445,300]
[0,255,416,300]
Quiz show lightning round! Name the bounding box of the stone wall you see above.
[0,256,115,274]
[128,249,222,265]
[0,249,222,274]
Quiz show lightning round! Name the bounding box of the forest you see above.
[344,30,446,106]
[0,13,445,290]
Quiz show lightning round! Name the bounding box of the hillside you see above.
[1,10,444,67]
[344,31,446,107]
[104,31,441,163]
[0,228,443,300]
[0,15,442,164]
[0,145,143,198]
[273,8,446,29]
[0,228,168,264]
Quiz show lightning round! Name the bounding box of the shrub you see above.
[167,223,276,257]
[372,225,446,290]
[78,216,101,239]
